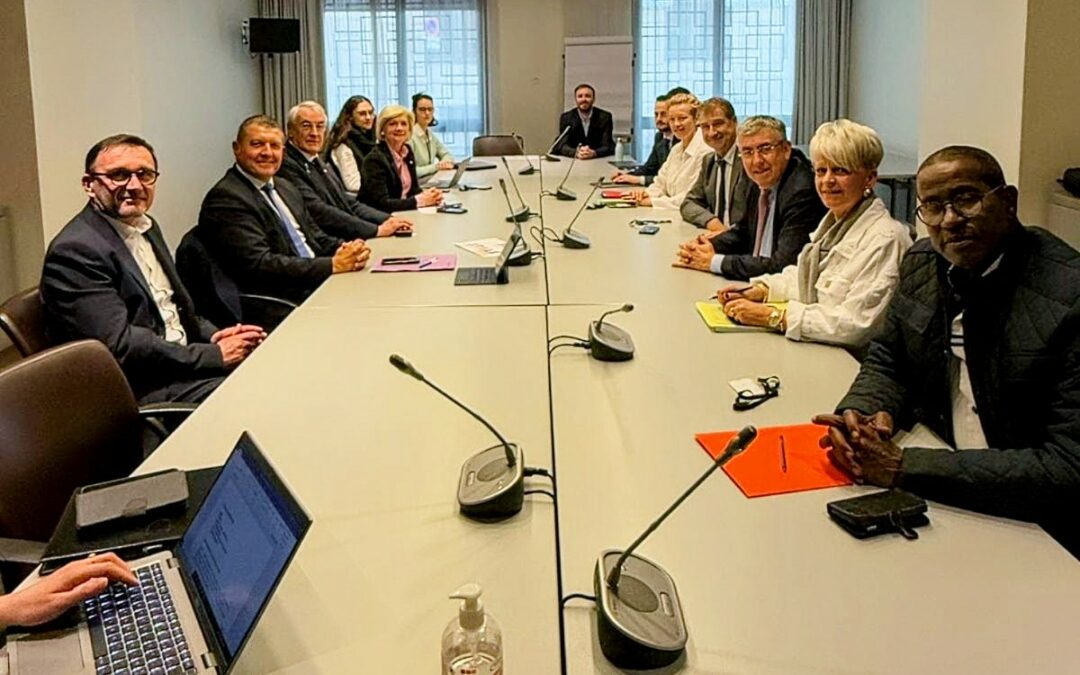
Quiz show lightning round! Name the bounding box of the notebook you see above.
[5,432,311,674]
[695,301,789,333]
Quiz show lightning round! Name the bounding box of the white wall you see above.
[917,0,1028,181]
[848,0,921,160]
[24,0,261,250]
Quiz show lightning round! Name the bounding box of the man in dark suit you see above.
[278,101,412,240]
[611,94,672,186]
[198,115,371,304]
[675,115,825,280]
[680,97,751,233]
[41,134,265,404]
[555,84,615,159]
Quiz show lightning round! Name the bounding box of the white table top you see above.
[142,305,561,674]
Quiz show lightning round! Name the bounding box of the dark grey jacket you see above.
[838,228,1080,529]
[680,151,751,229]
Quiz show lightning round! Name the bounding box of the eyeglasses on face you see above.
[738,142,785,159]
[299,121,326,132]
[91,168,160,186]
[915,184,1004,227]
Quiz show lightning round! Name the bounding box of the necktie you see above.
[752,188,771,256]
[260,183,313,258]
[313,157,348,208]
[713,159,727,218]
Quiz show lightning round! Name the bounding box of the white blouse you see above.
[751,198,913,348]
[645,128,711,210]
[330,144,361,196]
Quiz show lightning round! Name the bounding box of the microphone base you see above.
[519,166,537,175]
[594,550,687,669]
[543,154,562,162]
[507,240,533,267]
[457,443,525,521]
[588,321,635,361]
[555,188,577,201]
[562,231,591,249]
[505,206,531,223]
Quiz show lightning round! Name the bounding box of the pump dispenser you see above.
[442,583,503,675]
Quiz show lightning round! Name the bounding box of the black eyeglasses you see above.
[915,184,1003,227]
[91,168,160,186]
[733,376,781,411]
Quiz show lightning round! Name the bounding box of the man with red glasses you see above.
[41,134,265,404]
[816,145,1080,556]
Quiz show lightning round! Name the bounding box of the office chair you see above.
[0,340,195,589]
[176,228,296,332]
[472,134,525,157]
[0,286,49,357]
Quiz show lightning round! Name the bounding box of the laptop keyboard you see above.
[454,267,497,285]
[83,562,198,675]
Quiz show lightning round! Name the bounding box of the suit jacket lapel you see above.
[85,205,157,309]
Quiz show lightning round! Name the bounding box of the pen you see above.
[419,259,433,269]
[780,435,787,473]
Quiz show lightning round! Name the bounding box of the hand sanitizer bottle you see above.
[441,583,503,675]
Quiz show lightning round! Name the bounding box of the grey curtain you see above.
[258,0,327,124]
[792,0,852,144]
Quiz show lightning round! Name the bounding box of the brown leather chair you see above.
[0,286,49,357]
[472,134,525,157]
[0,340,181,589]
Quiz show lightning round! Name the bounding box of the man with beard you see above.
[41,134,265,403]
[610,94,674,186]
[555,83,615,159]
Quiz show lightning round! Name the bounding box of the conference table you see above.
[138,156,1080,674]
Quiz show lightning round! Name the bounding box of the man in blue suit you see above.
[41,134,265,403]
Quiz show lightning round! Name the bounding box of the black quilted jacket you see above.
[838,227,1080,527]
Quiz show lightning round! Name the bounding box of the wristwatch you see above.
[767,307,784,331]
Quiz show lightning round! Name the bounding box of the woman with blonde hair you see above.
[718,119,913,349]
[632,92,712,209]
[359,105,443,212]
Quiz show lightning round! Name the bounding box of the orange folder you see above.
[696,423,852,498]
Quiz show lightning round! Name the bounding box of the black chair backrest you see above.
[0,340,143,543]
[0,286,49,357]
[472,134,524,157]
[176,227,243,327]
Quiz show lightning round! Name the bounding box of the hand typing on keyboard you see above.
[0,553,136,629]
[84,562,197,675]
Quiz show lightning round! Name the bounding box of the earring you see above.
[863,187,873,197]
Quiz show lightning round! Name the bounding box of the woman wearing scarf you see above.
[717,119,912,349]
[327,95,378,196]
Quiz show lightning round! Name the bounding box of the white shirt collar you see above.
[722,143,737,165]
[100,208,151,239]
[236,163,272,190]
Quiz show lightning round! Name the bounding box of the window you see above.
[634,0,796,160]
[323,0,486,157]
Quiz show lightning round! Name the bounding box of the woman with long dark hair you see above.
[327,95,377,196]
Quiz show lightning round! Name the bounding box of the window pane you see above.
[635,0,795,161]
[324,0,486,157]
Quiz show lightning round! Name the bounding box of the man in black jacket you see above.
[555,84,615,159]
[816,146,1080,554]
[610,94,672,186]
[41,134,265,403]
[198,115,371,304]
[675,115,824,280]
[279,101,412,239]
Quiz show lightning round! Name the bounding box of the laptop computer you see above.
[429,157,471,190]
[453,226,523,286]
[4,432,311,674]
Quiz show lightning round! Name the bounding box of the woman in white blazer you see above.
[717,119,913,349]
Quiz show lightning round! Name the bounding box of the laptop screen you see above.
[178,433,311,664]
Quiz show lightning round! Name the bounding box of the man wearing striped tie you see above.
[817,145,1080,558]
[675,115,824,280]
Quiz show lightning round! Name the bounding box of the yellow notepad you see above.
[695,301,788,333]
